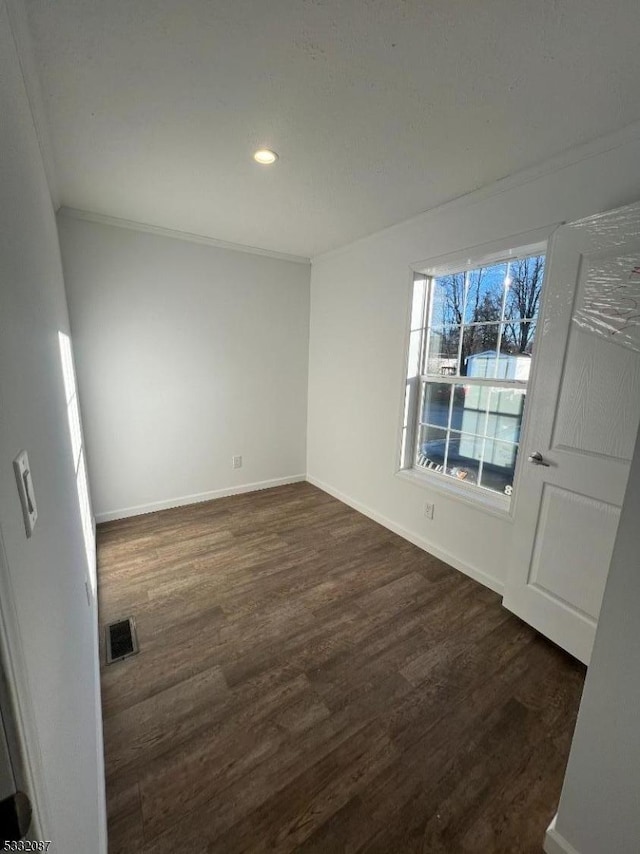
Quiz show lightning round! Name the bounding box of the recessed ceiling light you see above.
[253,148,278,165]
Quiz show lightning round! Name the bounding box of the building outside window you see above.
[399,247,546,507]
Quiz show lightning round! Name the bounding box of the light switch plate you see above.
[13,450,38,538]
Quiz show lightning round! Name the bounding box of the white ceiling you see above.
[25,0,640,258]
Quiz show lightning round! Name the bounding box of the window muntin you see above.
[401,253,545,503]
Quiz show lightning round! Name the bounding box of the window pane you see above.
[485,387,526,443]
[406,329,423,378]
[461,323,501,376]
[411,278,426,330]
[522,320,537,356]
[450,383,489,435]
[416,425,448,472]
[498,320,537,368]
[447,431,481,484]
[421,383,451,428]
[420,424,448,444]
[504,255,545,322]
[430,272,466,327]
[425,325,460,376]
[451,383,526,443]
[464,263,508,325]
[483,438,518,468]
[479,440,519,496]
[496,350,533,380]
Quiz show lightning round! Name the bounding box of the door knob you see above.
[527,451,550,467]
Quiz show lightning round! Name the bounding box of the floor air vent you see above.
[105,617,139,665]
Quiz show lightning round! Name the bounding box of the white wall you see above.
[307,127,640,591]
[547,423,640,854]
[0,1,105,850]
[57,215,311,521]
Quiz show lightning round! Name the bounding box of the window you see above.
[399,247,546,507]
[59,332,96,596]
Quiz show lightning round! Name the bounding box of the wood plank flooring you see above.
[97,482,585,853]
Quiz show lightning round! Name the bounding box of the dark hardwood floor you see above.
[97,482,585,853]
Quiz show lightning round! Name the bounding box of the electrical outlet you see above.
[232,455,242,469]
[424,501,434,520]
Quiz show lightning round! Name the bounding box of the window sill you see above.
[395,467,514,521]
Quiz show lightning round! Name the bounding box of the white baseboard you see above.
[97,473,505,597]
[94,475,306,523]
[306,475,504,595]
[544,816,581,854]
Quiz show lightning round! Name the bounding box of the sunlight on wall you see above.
[59,331,96,595]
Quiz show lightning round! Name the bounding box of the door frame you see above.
[0,521,51,841]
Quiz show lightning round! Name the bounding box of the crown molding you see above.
[312,118,640,265]
[57,207,311,265]
[4,0,60,208]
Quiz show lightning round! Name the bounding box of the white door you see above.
[504,201,640,665]
[0,659,34,839]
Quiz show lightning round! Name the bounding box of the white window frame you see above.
[395,227,557,517]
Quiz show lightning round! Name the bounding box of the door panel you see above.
[554,330,640,460]
[504,201,640,664]
[529,485,619,620]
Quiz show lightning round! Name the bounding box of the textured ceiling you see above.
[25,0,640,258]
